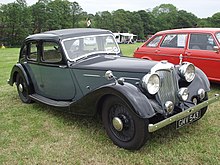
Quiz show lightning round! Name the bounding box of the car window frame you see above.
[145,35,163,48]
[160,33,188,49]
[61,34,120,61]
[38,40,66,66]
[41,41,63,63]
[188,32,218,51]
[215,32,220,45]
[21,41,39,63]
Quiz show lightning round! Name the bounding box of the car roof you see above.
[25,28,112,41]
[155,28,220,35]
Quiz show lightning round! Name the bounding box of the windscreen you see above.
[62,34,120,60]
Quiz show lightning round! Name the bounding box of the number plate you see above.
[176,111,201,129]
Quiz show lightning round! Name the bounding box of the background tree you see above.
[197,18,212,27]
[70,1,83,27]
[174,10,198,28]
[31,0,49,33]
[1,0,32,46]
[152,4,178,30]
[0,4,5,44]
[0,1,220,47]
[129,12,144,39]
[137,10,157,35]
[94,11,113,30]
[112,9,131,33]
[210,12,220,27]
[46,0,71,30]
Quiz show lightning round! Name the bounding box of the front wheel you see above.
[102,96,149,150]
[16,74,33,103]
[199,93,208,118]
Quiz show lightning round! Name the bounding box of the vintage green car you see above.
[8,28,219,150]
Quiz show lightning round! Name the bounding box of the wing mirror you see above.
[213,46,220,53]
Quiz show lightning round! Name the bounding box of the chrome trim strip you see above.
[151,61,174,74]
[148,94,219,132]
[83,74,101,78]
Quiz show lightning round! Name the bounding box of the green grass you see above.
[0,47,220,164]
[120,42,142,57]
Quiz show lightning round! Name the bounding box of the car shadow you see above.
[31,102,202,151]
[210,82,220,89]
[31,103,110,144]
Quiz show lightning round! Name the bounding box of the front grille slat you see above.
[156,70,178,110]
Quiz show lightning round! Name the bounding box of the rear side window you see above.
[146,35,162,47]
[161,34,187,48]
[27,42,38,61]
[189,33,217,50]
[42,42,62,63]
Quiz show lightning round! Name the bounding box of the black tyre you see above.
[199,93,208,118]
[102,96,149,150]
[16,74,32,103]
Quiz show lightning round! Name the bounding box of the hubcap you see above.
[112,117,123,131]
[18,84,24,93]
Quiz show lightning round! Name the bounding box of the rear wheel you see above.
[16,74,32,103]
[102,96,149,150]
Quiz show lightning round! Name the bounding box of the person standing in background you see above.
[86,18,92,28]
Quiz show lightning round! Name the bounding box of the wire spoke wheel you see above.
[109,104,135,142]
[102,96,149,150]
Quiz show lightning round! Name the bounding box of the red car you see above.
[134,28,220,83]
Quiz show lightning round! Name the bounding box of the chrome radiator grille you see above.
[156,70,178,109]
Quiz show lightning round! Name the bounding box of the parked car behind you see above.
[8,28,219,150]
[134,28,220,83]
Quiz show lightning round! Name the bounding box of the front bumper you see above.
[148,94,219,132]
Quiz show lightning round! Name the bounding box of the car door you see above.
[158,33,188,64]
[184,33,220,81]
[134,35,163,60]
[37,41,76,100]
[22,41,42,95]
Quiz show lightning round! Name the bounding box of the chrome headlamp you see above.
[179,62,195,82]
[198,88,206,100]
[142,73,160,95]
[178,88,189,101]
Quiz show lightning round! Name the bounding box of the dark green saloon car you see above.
[8,28,219,150]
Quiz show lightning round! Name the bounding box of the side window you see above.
[189,33,217,50]
[42,42,62,63]
[20,44,27,59]
[146,35,162,47]
[27,42,38,61]
[161,34,187,48]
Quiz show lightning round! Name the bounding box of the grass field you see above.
[0,46,220,165]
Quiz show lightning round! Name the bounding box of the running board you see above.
[29,94,71,108]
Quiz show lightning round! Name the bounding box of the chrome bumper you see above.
[148,94,219,132]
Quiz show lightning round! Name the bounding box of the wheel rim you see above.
[109,104,135,142]
[18,83,24,93]
[17,76,28,100]
[112,117,123,131]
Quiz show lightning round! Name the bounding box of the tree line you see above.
[1,0,220,47]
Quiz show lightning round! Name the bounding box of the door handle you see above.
[155,50,160,53]
[185,52,191,56]
[59,65,67,68]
